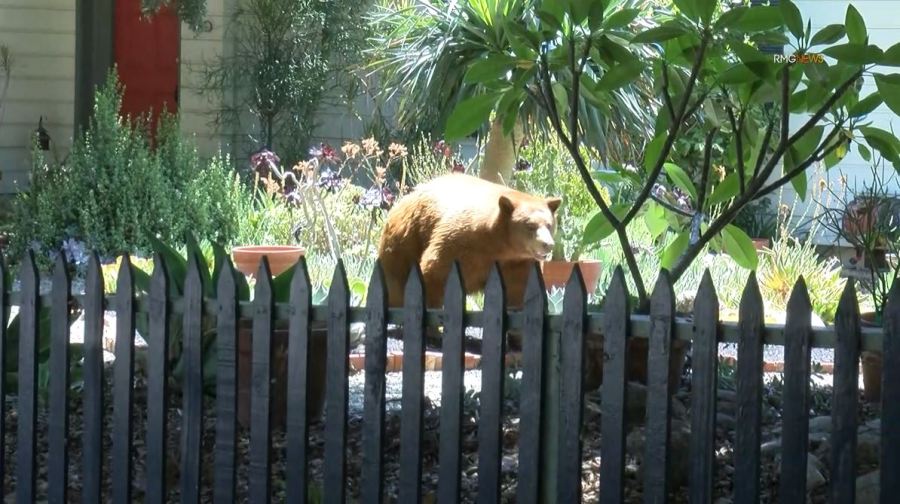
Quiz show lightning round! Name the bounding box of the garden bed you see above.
[0,359,880,503]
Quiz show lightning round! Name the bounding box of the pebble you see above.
[808,415,832,433]
[856,470,880,504]
[716,413,736,429]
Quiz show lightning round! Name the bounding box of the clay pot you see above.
[237,320,327,429]
[540,259,602,293]
[860,311,883,403]
[751,238,770,250]
[583,333,690,396]
[232,245,305,277]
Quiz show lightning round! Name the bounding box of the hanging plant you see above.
[141,0,207,32]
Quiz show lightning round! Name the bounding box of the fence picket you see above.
[82,254,105,504]
[400,266,427,504]
[324,260,350,504]
[882,283,900,504]
[361,261,388,504]
[779,278,812,502]
[831,281,860,504]
[213,259,238,503]
[0,256,6,484]
[112,255,136,503]
[644,271,675,504]
[557,266,587,503]
[734,273,764,504]
[181,252,205,504]
[287,259,313,504]
[250,259,275,503]
[438,262,466,504]
[477,263,507,504]
[689,271,718,504]
[16,250,39,503]
[48,254,71,504]
[599,267,629,504]
[146,255,171,504]
[517,263,547,504]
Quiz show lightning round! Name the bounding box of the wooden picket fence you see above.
[0,249,898,503]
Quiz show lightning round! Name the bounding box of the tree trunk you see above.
[479,117,523,185]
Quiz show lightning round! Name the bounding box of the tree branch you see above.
[621,32,711,227]
[726,104,745,194]
[651,193,693,217]
[696,128,718,215]
[755,123,844,199]
[753,114,776,180]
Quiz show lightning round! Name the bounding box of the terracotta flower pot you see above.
[751,238,770,250]
[232,245,305,277]
[860,311,883,403]
[540,259,602,293]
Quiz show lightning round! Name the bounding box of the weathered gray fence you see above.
[0,249,898,503]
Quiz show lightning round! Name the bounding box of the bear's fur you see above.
[378,173,562,309]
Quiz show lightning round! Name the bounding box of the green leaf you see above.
[707,173,740,207]
[602,8,639,29]
[660,231,689,270]
[719,63,761,84]
[463,55,516,84]
[861,126,900,163]
[809,24,846,46]
[823,44,883,65]
[874,74,900,116]
[790,169,808,200]
[596,61,644,91]
[444,94,497,140]
[185,234,212,297]
[849,92,883,117]
[722,224,759,270]
[715,6,748,30]
[663,162,698,200]
[643,134,667,173]
[582,204,630,244]
[271,266,295,303]
[730,6,783,32]
[149,235,187,295]
[858,143,872,162]
[780,0,804,40]
[784,125,825,173]
[882,43,900,67]
[631,24,688,43]
[644,202,669,239]
[845,4,867,45]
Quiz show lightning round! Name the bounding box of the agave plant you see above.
[366,0,660,183]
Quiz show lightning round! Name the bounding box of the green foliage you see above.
[758,236,845,324]
[141,0,208,31]
[438,0,900,306]
[201,0,371,165]
[9,72,242,264]
[732,198,778,240]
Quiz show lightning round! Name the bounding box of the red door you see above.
[114,0,180,135]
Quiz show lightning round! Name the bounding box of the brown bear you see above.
[378,173,562,309]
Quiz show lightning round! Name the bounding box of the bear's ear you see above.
[546,197,562,213]
[499,195,516,214]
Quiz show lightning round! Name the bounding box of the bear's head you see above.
[499,193,562,261]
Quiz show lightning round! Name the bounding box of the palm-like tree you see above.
[367,0,660,183]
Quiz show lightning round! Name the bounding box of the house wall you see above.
[0,0,76,193]
[0,0,234,194]
[788,0,900,243]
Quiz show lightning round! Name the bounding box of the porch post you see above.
[74,0,115,137]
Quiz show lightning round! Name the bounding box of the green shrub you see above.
[9,71,244,264]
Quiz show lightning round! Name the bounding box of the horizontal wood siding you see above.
[0,0,75,193]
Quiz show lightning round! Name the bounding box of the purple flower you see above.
[451,159,465,173]
[515,158,532,172]
[433,140,452,158]
[250,149,280,177]
[359,185,395,210]
[309,143,338,162]
[316,168,343,192]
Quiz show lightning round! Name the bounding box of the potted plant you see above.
[139,235,328,428]
[733,198,778,250]
[818,163,900,402]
